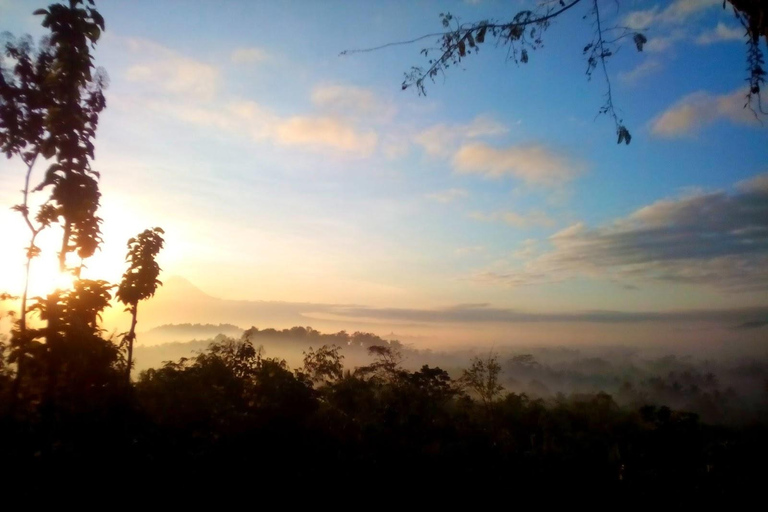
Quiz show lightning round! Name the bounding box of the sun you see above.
[26,266,77,297]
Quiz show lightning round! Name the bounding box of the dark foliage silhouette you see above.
[116,227,165,381]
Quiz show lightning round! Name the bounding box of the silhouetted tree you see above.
[1,0,108,401]
[356,344,405,383]
[116,227,165,382]
[300,344,344,386]
[461,353,504,407]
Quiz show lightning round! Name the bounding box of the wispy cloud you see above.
[453,143,582,186]
[618,59,662,83]
[230,47,270,64]
[118,40,383,158]
[312,84,394,121]
[696,22,744,45]
[652,88,759,136]
[473,173,768,292]
[624,0,721,30]
[125,38,219,101]
[512,239,539,259]
[330,302,768,326]
[469,210,555,228]
[426,188,469,203]
[274,116,378,156]
[416,115,508,158]
[454,245,485,256]
[642,29,688,53]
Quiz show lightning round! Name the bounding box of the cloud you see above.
[733,320,768,330]
[231,47,270,64]
[643,29,687,53]
[624,8,659,31]
[624,0,720,29]
[453,143,582,186]
[125,38,219,101]
[311,84,394,121]
[473,173,768,292]
[512,239,539,259]
[618,59,662,83]
[127,276,768,331]
[661,0,721,23]
[274,116,378,156]
[696,23,744,45]
[132,97,379,157]
[330,302,768,326]
[114,39,385,158]
[469,210,555,228]
[652,88,759,136]
[416,116,508,157]
[738,173,768,194]
[454,246,485,256]
[426,188,469,203]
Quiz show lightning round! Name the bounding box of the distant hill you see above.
[140,322,244,344]
[132,325,413,373]
[105,275,365,338]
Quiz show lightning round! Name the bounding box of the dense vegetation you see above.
[2,331,767,504]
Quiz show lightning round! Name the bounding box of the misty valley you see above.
[2,0,768,506]
[136,322,768,427]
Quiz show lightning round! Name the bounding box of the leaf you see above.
[92,11,105,30]
[633,33,647,52]
[476,26,486,44]
[87,26,101,42]
[617,125,632,145]
[40,138,56,159]
[32,8,48,15]
[521,49,529,63]
[458,41,466,57]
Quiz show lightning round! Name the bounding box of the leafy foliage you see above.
[116,227,165,380]
[301,344,344,386]
[116,228,165,308]
[461,353,504,406]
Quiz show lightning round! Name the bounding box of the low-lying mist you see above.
[134,323,768,425]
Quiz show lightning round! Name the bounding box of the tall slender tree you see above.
[116,228,165,382]
[1,0,108,406]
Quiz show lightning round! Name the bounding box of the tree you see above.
[1,0,108,275]
[300,344,345,386]
[356,344,405,383]
[343,0,767,144]
[461,353,504,407]
[116,227,165,382]
[1,0,109,410]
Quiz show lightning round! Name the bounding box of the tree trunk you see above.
[125,305,138,383]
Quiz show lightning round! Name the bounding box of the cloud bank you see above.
[474,173,768,292]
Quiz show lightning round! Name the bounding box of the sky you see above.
[1,0,767,348]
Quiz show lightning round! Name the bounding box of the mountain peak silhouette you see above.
[158,276,215,301]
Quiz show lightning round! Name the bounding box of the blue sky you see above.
[1,0,767,345]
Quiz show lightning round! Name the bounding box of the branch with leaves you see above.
[342,0,768,144]
[32,1,108,272]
